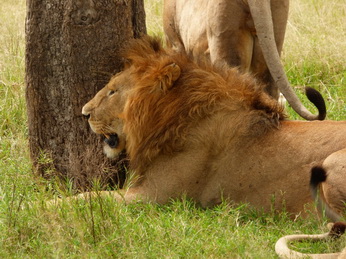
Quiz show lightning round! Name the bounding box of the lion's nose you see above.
[82,105,91,119]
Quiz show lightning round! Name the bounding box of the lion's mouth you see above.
[103,134,119,149]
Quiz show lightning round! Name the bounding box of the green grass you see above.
[0,0,345,257]
[1,195,345,258]
[282,0,346,120]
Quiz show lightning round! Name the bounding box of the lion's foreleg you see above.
[47,187,147,207]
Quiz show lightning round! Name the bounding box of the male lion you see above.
[163,0,326,121]
[81,36,346,217]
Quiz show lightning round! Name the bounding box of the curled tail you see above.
[248,0,327,121]
[305,87,327,121]
[275,222,346,259]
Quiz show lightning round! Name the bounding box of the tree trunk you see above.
[25,0,146,189]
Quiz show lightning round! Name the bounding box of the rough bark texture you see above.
[25,0,146,189]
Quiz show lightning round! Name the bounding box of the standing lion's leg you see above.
[321,149,346,217]
[163,0,185,52]
[250,40,276,97]
[206,0,253,72]
[250,0,289,100]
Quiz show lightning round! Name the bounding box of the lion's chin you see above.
[103,144,122,159]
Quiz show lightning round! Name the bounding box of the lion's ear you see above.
[158,63,181,93]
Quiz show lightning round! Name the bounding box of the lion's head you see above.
[82,69,131,158]
[83,35,285,170]
[82,36,181,158]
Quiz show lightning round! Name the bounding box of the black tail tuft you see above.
[310,166,327,187]
[310,166,343,222]
[329,222,346,238]
[305,87,327,120]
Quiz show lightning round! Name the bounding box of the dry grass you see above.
[284,0,346,69]
[145,0,164,36]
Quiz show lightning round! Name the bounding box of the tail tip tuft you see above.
[305,87,327,120]
[310,166,327,187]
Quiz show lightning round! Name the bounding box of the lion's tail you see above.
[275,222,346,259]
[310,166,343,222]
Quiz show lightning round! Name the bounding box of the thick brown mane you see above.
[122,36,285,172]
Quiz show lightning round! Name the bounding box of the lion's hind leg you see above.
[310,148,346,222]
[310,166,343,222]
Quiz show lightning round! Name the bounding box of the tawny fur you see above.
[81,36,346,217]
[163,0,326,120]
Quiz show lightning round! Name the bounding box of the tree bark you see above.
[25,0,146,189]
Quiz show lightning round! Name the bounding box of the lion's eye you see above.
[108,90,116,96]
